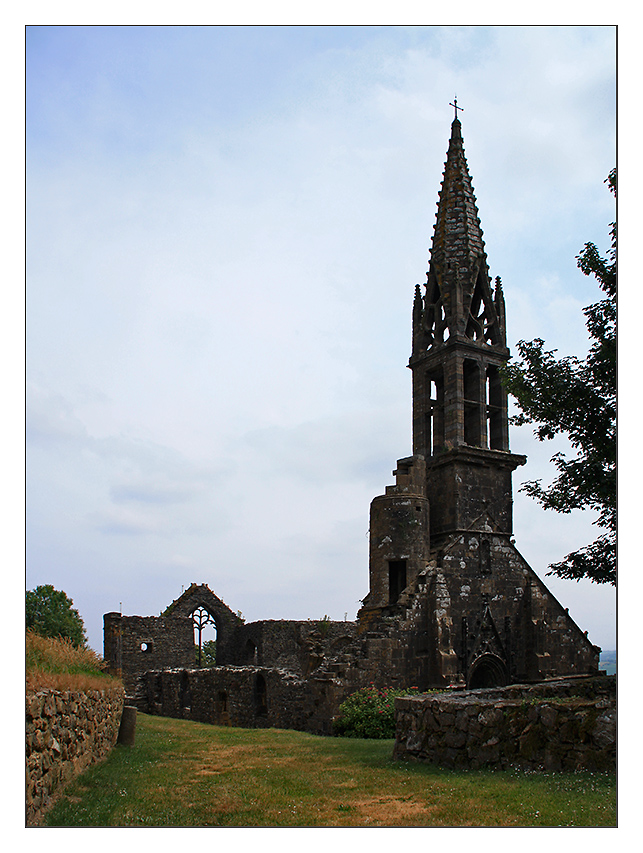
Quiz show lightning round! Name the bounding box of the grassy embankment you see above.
[44,713,616,828]
[26,629,120,692]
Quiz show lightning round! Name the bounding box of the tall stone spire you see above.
[360,108,599,693]
[409,114,523,538]
[413,117,505,353]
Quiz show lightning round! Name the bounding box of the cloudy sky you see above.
[26,25,616,655]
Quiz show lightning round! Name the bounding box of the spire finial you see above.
[449,96,464,120]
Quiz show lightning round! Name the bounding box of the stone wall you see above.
[104,612,195,696]
[26,685,125,825]
[393,676,615,772]
[137,665,350,735]
[228,619,358,676]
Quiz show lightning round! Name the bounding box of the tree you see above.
[196,639,217,667]
[502,169,615,585]
[26,584,88,647]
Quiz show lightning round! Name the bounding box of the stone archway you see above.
[468,653,507,688]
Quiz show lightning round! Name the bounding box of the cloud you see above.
[26,26,616,653]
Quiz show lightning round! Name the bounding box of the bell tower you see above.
[410,113,526,541]
[360,107,599,687]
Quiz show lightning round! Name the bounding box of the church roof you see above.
[431,117,486,279]
[412,114,506,351]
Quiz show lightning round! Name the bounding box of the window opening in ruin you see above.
[192,606,217,667]
[388,560,407,604]
[486,366,505,450]
[140,641,153,653]
[426,371,444,456]
[463,359,482,446]
[254,674,268,716]
[245,639,258,665]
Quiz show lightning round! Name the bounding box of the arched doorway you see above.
[468,653,507,688]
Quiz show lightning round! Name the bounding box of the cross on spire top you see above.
[450,96,464,120]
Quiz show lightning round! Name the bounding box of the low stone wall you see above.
[137,665,350,735]
[393,676,615,772]
[26,685,125,825]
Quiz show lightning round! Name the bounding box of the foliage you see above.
[196,640,217,667]
[501,169,615,584]
[317,614,331,636]
[26,584,87,647]
[44,713,616,827]
[26,629,118,691]
[332,685,421,739]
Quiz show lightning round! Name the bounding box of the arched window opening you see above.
[486,366,506,450]
[463,359,482,446]
[426,369,444,456]
[192,606,217,667]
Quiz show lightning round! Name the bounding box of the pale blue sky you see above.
[26,25,616,653]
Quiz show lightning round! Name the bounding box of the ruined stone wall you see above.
[365,456,430,611]
[136,665,348,735]
[104,612,195,696]
[229,619,358,676]
[393,676,615,772]
[25,685,125,825]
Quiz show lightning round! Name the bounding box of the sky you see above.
[26,24,617,655]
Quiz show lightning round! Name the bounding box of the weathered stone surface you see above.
[393,676,615,772]
[25,686,124,826]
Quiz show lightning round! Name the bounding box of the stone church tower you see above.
[359,114,599,688]
[108,113,602,733]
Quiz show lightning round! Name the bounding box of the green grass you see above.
[44,713,616,828]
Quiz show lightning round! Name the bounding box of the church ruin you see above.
[105,114,599,733]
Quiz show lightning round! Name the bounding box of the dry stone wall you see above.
[26,685,125,825]
[393,675,615,772]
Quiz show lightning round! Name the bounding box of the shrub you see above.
[333,685,421,739]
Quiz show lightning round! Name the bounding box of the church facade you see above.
[106,116,599,731]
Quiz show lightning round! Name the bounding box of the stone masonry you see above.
[107,114,601,737]
[393,676,615,772]
[26,685,125,825]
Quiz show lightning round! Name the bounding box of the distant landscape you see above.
[600,650,616,676]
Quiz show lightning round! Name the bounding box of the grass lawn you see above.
[44,713,616,828]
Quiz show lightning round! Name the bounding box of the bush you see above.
[333,685,421,739]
